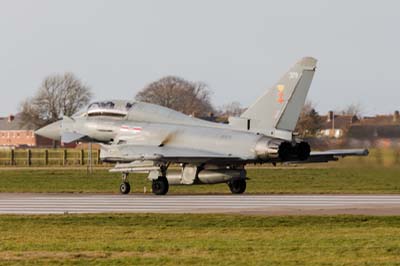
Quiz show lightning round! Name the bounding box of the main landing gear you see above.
[119,173,131,194]
[152,176,169,195]
[119,172,170,195]
[228,179,246,194]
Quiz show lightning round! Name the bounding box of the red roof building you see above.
[0,114,54,147]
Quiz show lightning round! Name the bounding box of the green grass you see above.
[0,214,400,265]
[0,149,398,194]
[0,166,399,194]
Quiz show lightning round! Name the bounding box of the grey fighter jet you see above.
[36,57,368,195]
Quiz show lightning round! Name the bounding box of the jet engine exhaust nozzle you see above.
[278,141,311,161]
[295,141,311,161]
[255,138,281,159]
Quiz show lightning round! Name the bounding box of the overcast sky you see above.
[0,0,399,116]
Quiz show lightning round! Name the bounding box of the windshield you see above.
[86,101,134,118]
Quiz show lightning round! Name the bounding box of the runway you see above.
[1,194,400,215]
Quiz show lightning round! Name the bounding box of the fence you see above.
[0,148,398,167]
[0,148,103,166]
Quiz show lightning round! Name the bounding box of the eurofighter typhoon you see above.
[36,57,368,195]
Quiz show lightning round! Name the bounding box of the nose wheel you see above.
[120,182,131,194]
[119,173,131,194]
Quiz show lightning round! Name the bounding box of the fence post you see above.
[97,149,101,165]
[10,149,14,166]
[44,150,48,166]
[27,149,31,166]
[63,149,67,166]
[80,149,84,165]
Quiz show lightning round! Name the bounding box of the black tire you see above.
[152,176,169,195]
[119,182,131,194]
[228,179,246,194]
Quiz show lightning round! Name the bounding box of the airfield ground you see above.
[0,214,400,266]
[0,150,399,265]
[0,166,399,194]
[0,148,398,194]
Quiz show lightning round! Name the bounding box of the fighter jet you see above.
[36,57,368,195]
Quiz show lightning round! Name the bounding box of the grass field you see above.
[0,214,399,265]
[0,151,399,266]
[0,148,398,194]
[0,166,399,194]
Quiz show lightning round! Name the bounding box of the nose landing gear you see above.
[119,182,131,194]
[119,173,131,194]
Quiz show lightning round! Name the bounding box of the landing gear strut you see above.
[152,176,169,195]
[119,173,131,194]
[228,179,246,194]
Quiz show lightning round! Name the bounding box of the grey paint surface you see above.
[35,58,367,192]
[241,57,316,133]
[36,58,323,164]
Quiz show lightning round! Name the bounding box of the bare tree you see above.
[20,72,92,129]
[295,101,322,137]
[135,76,215,117]
[339,103,363,117]
[219,101,246,117]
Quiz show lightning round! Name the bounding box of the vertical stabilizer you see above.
[239,57,317,139]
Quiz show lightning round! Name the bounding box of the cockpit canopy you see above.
[86,100,134,118]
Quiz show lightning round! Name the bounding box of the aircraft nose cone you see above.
[35,121,62,141]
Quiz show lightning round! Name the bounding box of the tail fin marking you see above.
[239,57,317,137]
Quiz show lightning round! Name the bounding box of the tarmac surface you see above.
[2,194,400,215]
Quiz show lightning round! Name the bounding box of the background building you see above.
[318,111,359,138]
[0,114,53,147]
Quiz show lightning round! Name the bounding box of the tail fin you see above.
[240,57,317,139]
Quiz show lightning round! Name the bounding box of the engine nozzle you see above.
[278,141,310,161]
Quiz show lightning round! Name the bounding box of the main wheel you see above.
[119,182,131,194]
[152,176,169,195]
[228,179,246,194]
